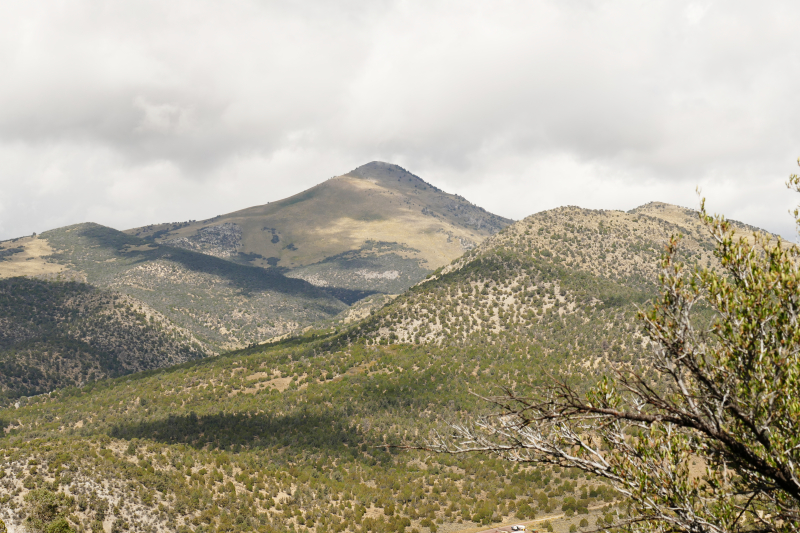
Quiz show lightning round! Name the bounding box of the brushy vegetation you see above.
[0,233,658,531]
[0,277,205,400]
[431,193,800,533]
[1,334,624,533]
[41,223,350,349]
[1,200,775,533]
[346,203,732,350]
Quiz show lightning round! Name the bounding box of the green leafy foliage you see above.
[23,489,75,533]
[429,186,800,533]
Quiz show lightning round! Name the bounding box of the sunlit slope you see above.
[29,223,350,351]
[353,203,765,347]
[0,202,784,533]
[0,162,508,364]
[126,162,511,295]
[0,333,621,533]
[630,201,786,248]
[0,234,66,278]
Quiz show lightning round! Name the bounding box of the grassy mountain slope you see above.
[36,223,352,350]
[0,277,207,400]
[126,162,511,296]
[0,162,511,370]
[0,223,352,395]
[0,235,66,279]
[0,204,704,533]
[0,162,510,403]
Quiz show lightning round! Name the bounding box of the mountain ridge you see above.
[346,201,785,351]
[0,192,787,533]
[125,162,511,281]
[0,162,513,401]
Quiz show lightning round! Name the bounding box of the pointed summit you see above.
[126,162,512,295]
[347,161,409,178]
[345,161,440,191]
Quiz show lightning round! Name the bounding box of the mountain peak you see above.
[123,161,511,288]
[347,161,409,177]
[345,161,437,189]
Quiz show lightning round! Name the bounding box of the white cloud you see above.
[134,97,195,135]
[0,0,798,240]
[684,3,712,25]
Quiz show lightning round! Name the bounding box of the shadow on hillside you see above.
[108,410,369,452]
[69,224,374,305]
[320,287,377,305]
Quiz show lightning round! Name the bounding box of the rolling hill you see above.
[2,200,776,533]
[350,202,779,348]
[0,277,208,399]
[0,162,510,356]
[0,162,511,401]
[0,224,353,399]
[0,325,624,533]
[11,223,350,349]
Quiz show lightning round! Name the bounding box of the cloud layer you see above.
[1,0,799,240]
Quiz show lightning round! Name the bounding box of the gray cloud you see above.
[1,0,799,240]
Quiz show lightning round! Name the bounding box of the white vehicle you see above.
[512,526,527,531]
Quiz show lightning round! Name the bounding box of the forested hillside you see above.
[0,277,207,400]
[0,334,621,533]
[0,162,511,360]
[39,223,351,350]
[0,224,358,400]
[352,203,765,348]
[0,201,780,533]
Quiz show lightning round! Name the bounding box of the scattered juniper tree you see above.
[429,164,800,533]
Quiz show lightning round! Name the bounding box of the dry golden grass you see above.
[126,163,510,271]
[0,236,66,278]
[241,373,294,393]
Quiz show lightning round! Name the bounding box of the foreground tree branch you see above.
[424,162,800,533]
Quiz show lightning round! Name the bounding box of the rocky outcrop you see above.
[165,223,242,258]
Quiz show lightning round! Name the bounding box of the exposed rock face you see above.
[165,223,242,258]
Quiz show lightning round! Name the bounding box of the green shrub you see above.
[23,489,74,533]
[44,518,75,533]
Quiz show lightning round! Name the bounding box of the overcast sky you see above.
[1,0,799,241]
